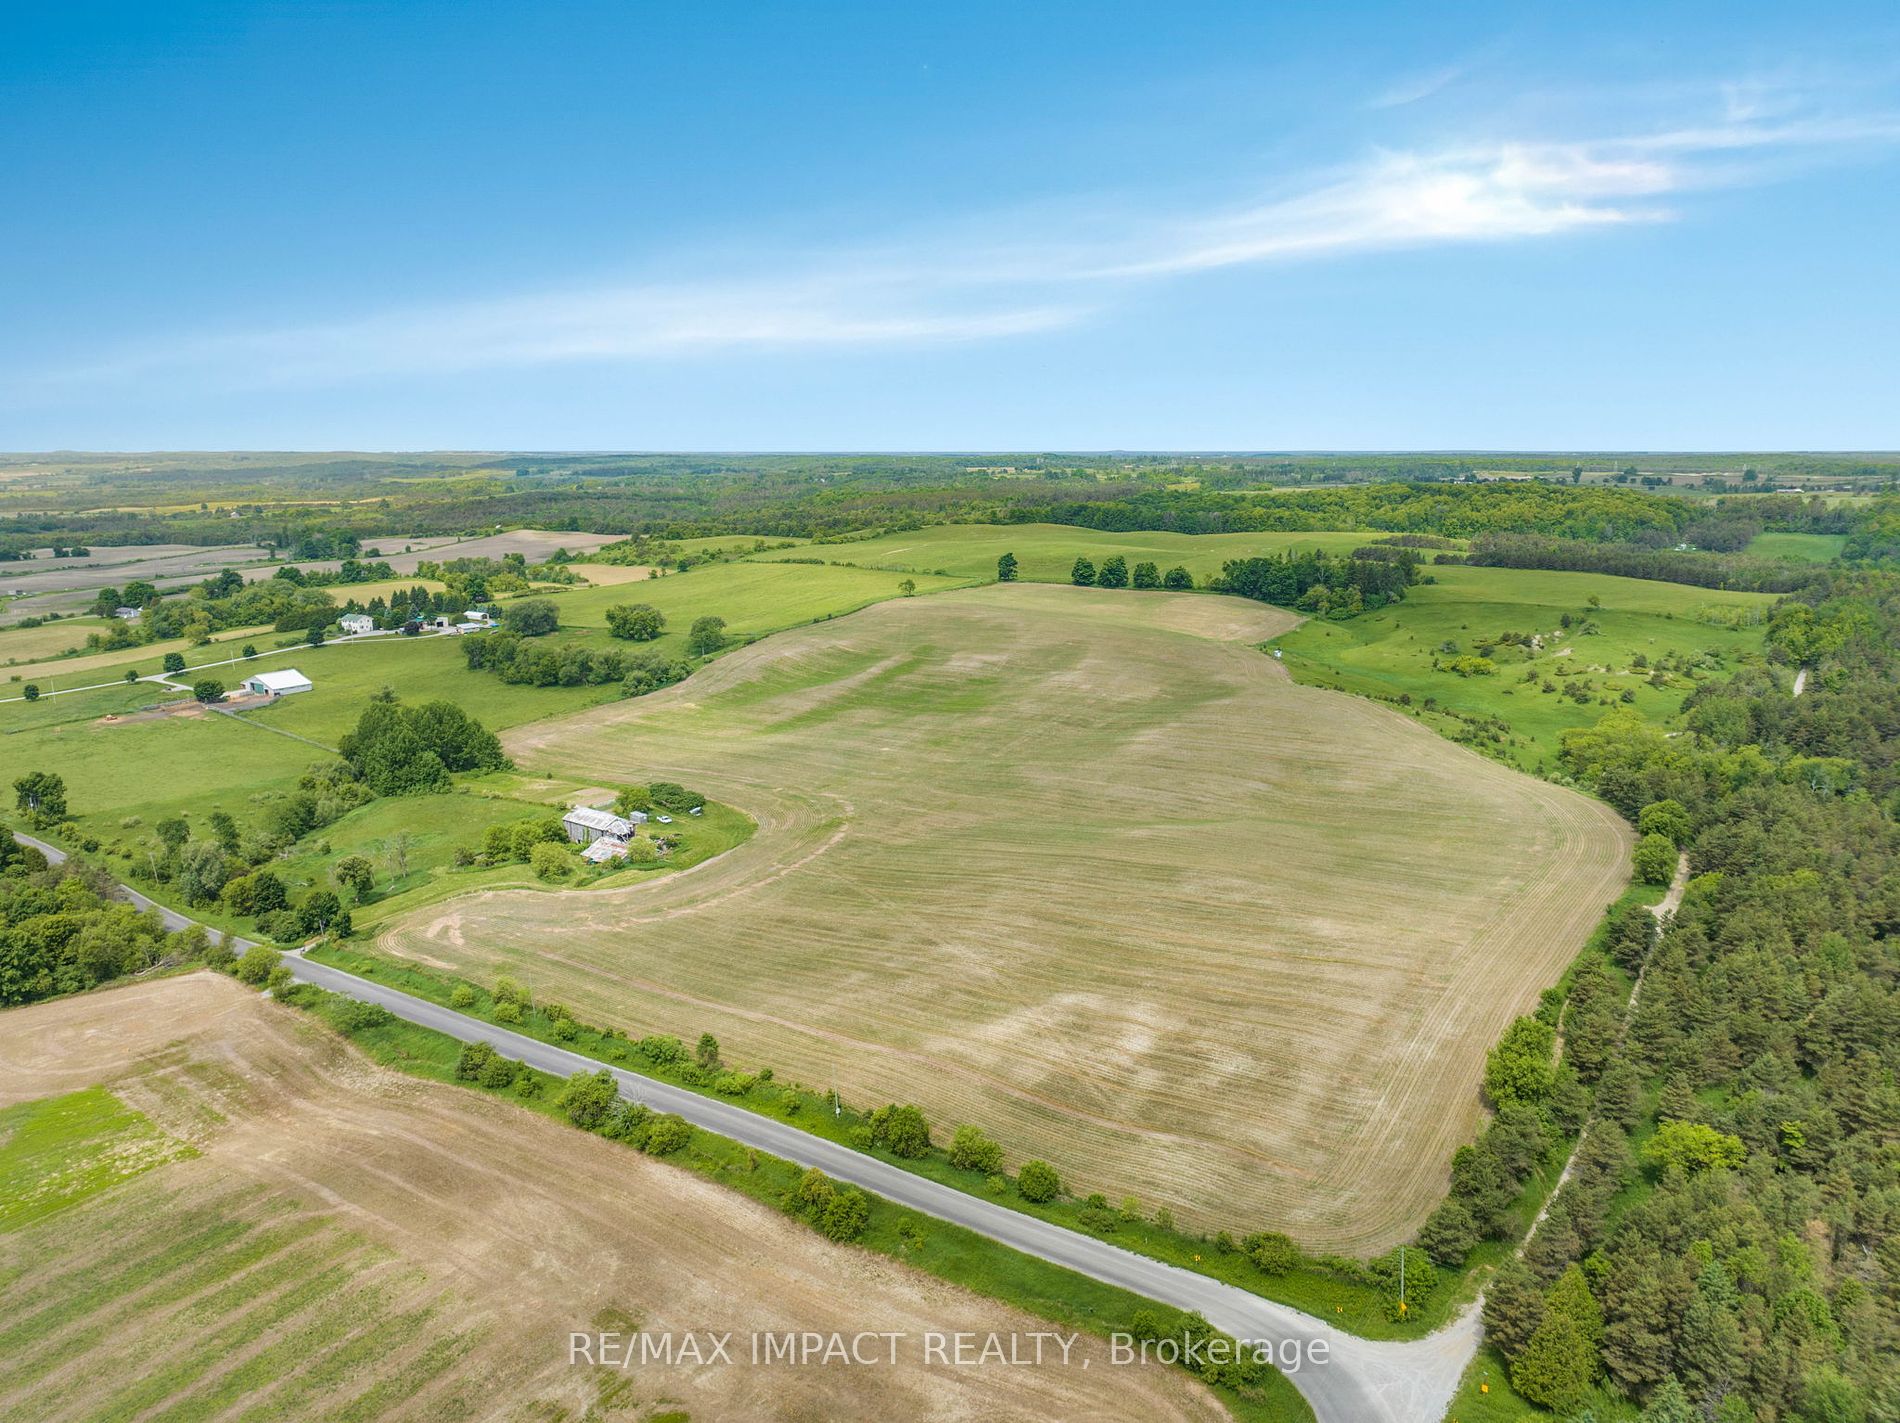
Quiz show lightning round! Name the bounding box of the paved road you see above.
[14,831,1478,1423]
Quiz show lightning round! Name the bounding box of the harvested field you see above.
[377,583,1632,1252]
[0,975,1224,1423]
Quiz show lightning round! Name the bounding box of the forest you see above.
[1457,570,1900,1421]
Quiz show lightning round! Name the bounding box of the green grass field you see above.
[0,617,114,665]
[1743,530,1847,562]
[752,522,1373,583]
[0,1087,196,1232]
[1272,564,1775,769]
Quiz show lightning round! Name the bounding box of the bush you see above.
[191,679,225,703]
[493,1000,523,1023]
[643,1114,693,1155]
[948,1124,1004,1174]
[333,999,392,1031]
[686,615,727,656]
[457,1041,498,1080]
[819,1188,870,1242]
[869,1103,932,1158]
[530,841,573,880]
[449,984,477,1009]
[562,1069,620,1131]
[1243,1231,1302,1276]
[1017,1159,1061,1202]
[1130,561,1160,589]
[501,599,559,636]
[1096,555,1128,588]
[233,944,280,985]
[1162,565,1193,590]
[604,604,666,641]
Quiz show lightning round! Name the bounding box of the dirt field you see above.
[0,975,1224,1423]
[375,584,1632,1252]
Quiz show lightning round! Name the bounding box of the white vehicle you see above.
[656,814,674,824]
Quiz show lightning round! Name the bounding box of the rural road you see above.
[13,831,1478,1423]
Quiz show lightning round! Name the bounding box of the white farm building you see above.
[241,668,313,697]
[561,806,642,845]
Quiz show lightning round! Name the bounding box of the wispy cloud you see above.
[25,83,1900,393]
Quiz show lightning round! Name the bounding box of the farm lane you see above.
[13,830,1479,1423]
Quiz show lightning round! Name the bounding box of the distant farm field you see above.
[1272,564,1775,768]
[377,583,1631,1252]
[760,522,1371,583]
[0,975,1223,1423]
[1743,531,1846,562]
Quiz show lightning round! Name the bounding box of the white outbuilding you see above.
[241,668,313,697]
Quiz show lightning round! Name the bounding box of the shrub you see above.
[479,1055,519,1089]
[1243,1231,1302,1276]
[233,945,280,985]
[686,615,727,656]
[869,1103,932,1158]
[501,599,559,636]
[604,604,666,641]
[1131,561,1160,589]
[562,1069,620,1131]
[457,1041,498,1080]
[493,1000,523,1023]
[1162,565,1193,590]
[449,984,477,1009]
[948,1124,1004,1174]
[643,1114,693,1155]
[333,999,392,1031]
[1017,1159,1061,1202]
[530,841,573,880]
[1096,555,1128,588]
[819,1188,870,1242]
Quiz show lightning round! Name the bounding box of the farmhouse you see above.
[339,613,375,635]
[114,606,141,620]
[241,668,313,697]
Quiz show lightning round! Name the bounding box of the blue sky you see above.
[3,1,1898,450]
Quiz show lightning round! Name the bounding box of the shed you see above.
[242,668,313,697]
[580,838,629,864]
[562,806,636,845]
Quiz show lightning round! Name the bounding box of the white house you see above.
[562,806,640,845]
[114,606,141,620]
[339,613,375,635]
[242,668,313,697]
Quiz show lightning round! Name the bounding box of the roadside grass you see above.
[0,1086,196,1231]
[286,984,1314,1423]
[1742,530,1846,562]
[746,522,1372,583]
[1442,1344,1639,1423]
[1272,564,1773,768]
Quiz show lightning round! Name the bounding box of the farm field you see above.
[1271,564,1776,768]
[754,523,1372,583]
[375,582,1632,1253]
[0,974,1226,1423]
[1743,530,1846,562]
[0,617,114,665]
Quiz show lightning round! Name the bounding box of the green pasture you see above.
[546,558,971,632]
[1743,531,1846,562]
[0,1087,196,1231]
[1273,564,1775,768]
[0,617,114,665]
[755,522,1374,583]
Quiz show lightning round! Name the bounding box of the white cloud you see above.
[23,84,1900,392]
